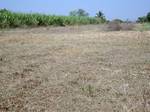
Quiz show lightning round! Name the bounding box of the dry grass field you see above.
[0,25,150,112]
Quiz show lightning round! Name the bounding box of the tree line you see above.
[0,8,149,28]
[69,9,150,23]
[137,12,150,23]
[69,9,105,20]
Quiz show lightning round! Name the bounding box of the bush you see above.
[112,19,123,23]
[107,21,134,31]
[120,23,135,31]
[107,21,122,31]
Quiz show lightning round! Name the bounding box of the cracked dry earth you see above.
[0,26,150,112]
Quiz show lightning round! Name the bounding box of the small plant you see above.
[81,84,95,97]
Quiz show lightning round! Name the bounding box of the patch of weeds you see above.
[138,23,150,31]
[12,72,25,79]
[143,23,150,31]
[23,68,34,73]
[81,84,95,97]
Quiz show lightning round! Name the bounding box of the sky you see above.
[0,0,150,21]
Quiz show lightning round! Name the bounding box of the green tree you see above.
[137,16,147,23]
[69,10,77,16]
[0,8,10,13]
[95,11,104,18]
[147,12,150,22]
[69,9,89,17]
[95,11,106,22]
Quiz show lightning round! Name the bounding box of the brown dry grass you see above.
[107,22,135,31]
[0,25,150,112]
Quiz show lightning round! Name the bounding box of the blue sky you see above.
[0,0,150,20]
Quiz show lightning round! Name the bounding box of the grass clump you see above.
[81,84,95,97]
[142,23,150,31]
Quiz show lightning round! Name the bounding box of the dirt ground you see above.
[0,25,150,112]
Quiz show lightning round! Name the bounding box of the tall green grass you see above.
[0,9,105,28]
[136,23,150,31]
[142,23,150,31]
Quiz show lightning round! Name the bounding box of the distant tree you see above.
[113,19,123,23]
[77,9,89,17]
[125,19,133,23]
[95,11,106,22]
[69,10,77,16]
[95,11,104,18]
[147,12,150,22]
[0,8,10,13]
[136,12,150,23]
[137,16,147,23]
[69,9,89,17]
